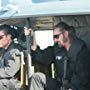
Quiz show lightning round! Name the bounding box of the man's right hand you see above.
[24,27,37,51]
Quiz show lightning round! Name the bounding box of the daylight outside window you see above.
[35,30,54,49]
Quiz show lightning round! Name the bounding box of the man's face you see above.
[53,28,65,47]
[0,31,10,48]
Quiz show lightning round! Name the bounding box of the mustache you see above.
[54,42,62,48]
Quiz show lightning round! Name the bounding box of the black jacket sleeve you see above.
[31,46,55,65]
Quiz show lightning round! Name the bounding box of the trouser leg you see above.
[29,72,59,90]
[46,76,59,90]
[10,79,20,90]
[29,72,46,90]
[0,79,16,90]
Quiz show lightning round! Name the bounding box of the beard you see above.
[62,37,68,43]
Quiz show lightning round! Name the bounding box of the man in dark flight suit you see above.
[25,22,90,90]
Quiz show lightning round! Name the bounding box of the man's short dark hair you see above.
[0,24,16,39]
[54,22,70,31]
[54,22,76,37]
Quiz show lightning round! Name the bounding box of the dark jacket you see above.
[68,39,90,90]
[32,39,90,90]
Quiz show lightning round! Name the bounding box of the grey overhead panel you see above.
[0,0,90,19]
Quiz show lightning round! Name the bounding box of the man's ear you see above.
[62,31,68,43]
[64,31,69,37]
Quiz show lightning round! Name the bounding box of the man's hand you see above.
[24,27,33,36]
[24,27,37,51]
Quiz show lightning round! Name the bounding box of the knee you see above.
[30,72,46,85]
[32,72,45,78]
